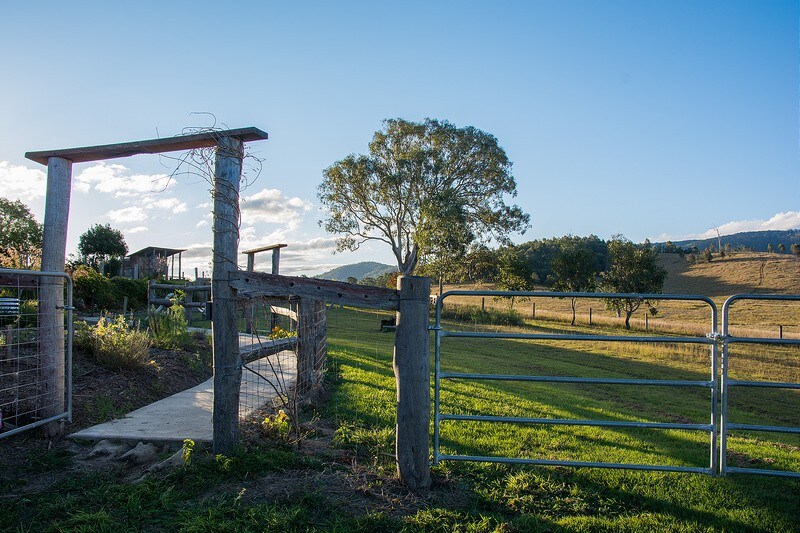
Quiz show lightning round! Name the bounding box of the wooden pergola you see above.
[25,128,268,450]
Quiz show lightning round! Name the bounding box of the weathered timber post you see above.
[271,247,280,275]
[211,136,244,455]
[393,275,431,489]
[39,156,72,436]
[244,253,255,334]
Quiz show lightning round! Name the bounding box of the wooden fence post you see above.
[211,136,243,456]
[393,275,431,489]
[39,156,72,437]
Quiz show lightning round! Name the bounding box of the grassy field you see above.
[323,306,799,530]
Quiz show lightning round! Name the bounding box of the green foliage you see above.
[261,410,291,441]
[109,276,148,310]
[268,326,292,339]
[182,439,195,465]
[600,236,667,329]
[549,239,599,325]
[319,118,529,274]
[778,243,786,253]
[147,303,189,349]
[77,223,128,275]
[0,196,42,269]
[496,245,536,310]
[792,243,800,256]
[72,264,116,311]
[74,314,151,369]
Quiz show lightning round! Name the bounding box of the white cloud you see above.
[0,161,46,202]
[655,211,800,242]
[75,162,173,195]
[147,197,188,213]
[127,226,149,234]
[240,188,313,228]
[196,220,209,228]
[107,206,147,223]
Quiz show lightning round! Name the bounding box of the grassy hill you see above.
[660,252,800,297]
[315,261,395,282]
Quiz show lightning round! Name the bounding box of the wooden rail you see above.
[229,270,399,311]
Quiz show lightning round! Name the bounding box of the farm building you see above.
[122,246,185,280]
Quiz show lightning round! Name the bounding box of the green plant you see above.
[182,438,195,465]
[261,410,291,441]
[268,326,293,339]
[147,304,189,349]
[72,265,115,311]
[110,276,148,310]
[74,314,151,369]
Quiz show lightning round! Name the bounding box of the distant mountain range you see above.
[654,229,800,252]
[315,261,395,281]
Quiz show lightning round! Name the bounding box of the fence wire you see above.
[0,269,72,439]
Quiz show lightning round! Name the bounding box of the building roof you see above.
[127,246,186,259]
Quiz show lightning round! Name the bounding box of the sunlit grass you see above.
[324,306,800,531]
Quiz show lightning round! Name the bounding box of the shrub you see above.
[147,304,189,349]
[110,277,148,310]
[74,314,151,369]
[72,265,115,311]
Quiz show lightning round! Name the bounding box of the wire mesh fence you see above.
[236,297,327,433]
[0,269,72,439]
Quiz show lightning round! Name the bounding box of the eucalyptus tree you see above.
[318,118,529,275]
[549,240,599,325]
[601,236,667,330]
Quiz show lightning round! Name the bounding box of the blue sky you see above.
[1,1,798,276]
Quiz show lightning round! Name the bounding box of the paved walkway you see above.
[70,335,296,444]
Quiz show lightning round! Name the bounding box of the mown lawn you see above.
[2,305,797,532]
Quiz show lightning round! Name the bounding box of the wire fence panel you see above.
[434,290,720,475]
[237,297,327,424]
[720,294,800,478]
[0,269,72,439]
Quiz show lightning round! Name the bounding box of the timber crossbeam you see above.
[229,270,399,311]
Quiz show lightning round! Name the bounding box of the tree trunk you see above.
[624,311,632,330]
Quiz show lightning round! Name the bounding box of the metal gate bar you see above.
[0,268,73,439]
[434,291,719,475]
[720,294,800,478]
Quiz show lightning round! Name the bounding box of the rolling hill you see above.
[315,261,395,282]
[654,229,800,252]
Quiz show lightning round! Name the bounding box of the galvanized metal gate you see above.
[0,269,73,438]
[720,294,800,478]
[434,290,799,477]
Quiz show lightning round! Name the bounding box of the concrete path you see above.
[70,335,296,444]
